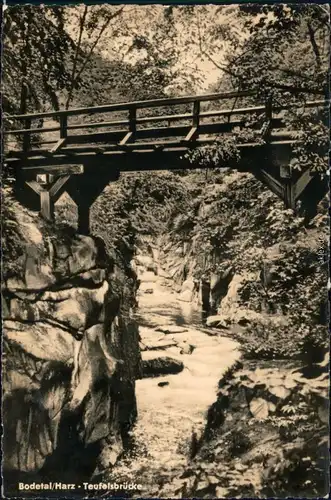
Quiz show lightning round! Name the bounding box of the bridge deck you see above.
[4,90,326,167]
[3,89,328,230]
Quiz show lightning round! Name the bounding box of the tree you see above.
[3,5,75,114]
[61,4,126,108]
[175,4,329,174]
[233,4,329,95]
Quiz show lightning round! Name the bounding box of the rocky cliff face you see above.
[2,205,141,493]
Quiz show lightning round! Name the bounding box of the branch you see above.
[307,21,322,69]
[196,11,240,81]
[65,5,88,109]
[66,6,125,108]
[269,82,327,95]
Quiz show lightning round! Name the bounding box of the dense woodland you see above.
[2,3,330,498]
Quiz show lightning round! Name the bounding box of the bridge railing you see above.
[4,89,328,155]
[4,90,255,149]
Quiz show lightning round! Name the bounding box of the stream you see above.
[109,270,240,498]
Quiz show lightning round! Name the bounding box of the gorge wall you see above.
[133,170,328,342]
[2,198,142,495]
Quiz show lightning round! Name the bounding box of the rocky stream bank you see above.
[2,204,141,496]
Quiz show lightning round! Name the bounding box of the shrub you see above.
[240,320,328,363]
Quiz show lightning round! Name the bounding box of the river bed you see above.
[109,271,240,498]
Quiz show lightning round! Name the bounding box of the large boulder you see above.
[2,208,141,493]
[8,281,108,331]
[142,352,184,377]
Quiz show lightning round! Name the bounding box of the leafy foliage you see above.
[1,189,27,277]
[177,4,329,174]
[184,137,240,168]
[175,352,329,498]
[90,172,190,258]
[3,6,75,114]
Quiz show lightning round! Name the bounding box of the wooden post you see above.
[23,174,72,221]
[293,167,314,200]
[182,100,200,143]
[280,164,295,210]
[193,100,200,128]
[129,107,136,134]
[40,190,54,221]
[69,189,93,235]
[67,167,121,235]
[60,115,68,138]
[284,180,296,210]
[23,118,31,153]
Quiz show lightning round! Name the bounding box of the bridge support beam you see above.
[21,175,71,221]
[78,204,91,235]
[67,187,94,235]
[66,166,120,235]
[15,162,120,234]
[284,180,296,209]
[280,164,296,210]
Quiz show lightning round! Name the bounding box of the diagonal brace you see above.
[119,131,134,148]
[182,126,199,143]
[25,174,71,221]
[50,138,67,154]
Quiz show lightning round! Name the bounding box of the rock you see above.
[142,353,184,377]
[9,281,109,332]
[25,247,56,290]
[158,268,172,279]
[181,278,195,293]
[158,381,169,387]
[160,280,172,287]
[220,273,257,315]
[2,294,10,319]
[135,255,152,267]
[155,325,188,334]
[168,261,183,279]
[179,343,195,355]
[237,310,262,326]
[146,263,158,275]
[139,341,147,351]
[78,268,106,285]
[68,235,99,275]
[144,339,178,351]
[6,277,26,292]
[200,280,211,311]
[178,289,194,302]
[249,398,269,421]
[4,320,77,363]
[206,315,230,328]
[139,327,166,342]
[210,267,234,313]
[173,283,182,293]
[134,255,158,275]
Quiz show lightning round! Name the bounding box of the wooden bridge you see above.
[4,90,328,233]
